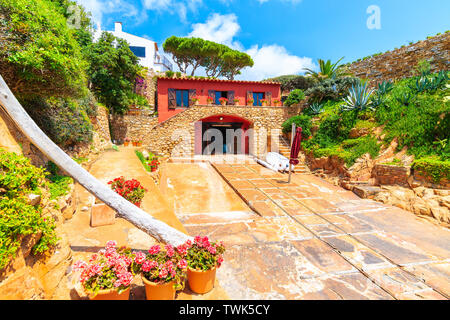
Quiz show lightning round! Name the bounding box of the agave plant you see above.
[371,93,386,109]
[377,81,394,95]
[394,91,416,106]
[341,81,375,111]
[308,102,324,115]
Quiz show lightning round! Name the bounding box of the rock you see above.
[353,185,382,199]
[90,204,116,227]
[26,194,42,206]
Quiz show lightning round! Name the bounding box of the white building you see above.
[95,22,173,72]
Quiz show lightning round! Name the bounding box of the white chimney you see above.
[115,22,122,33]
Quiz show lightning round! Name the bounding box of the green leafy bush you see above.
[282,114,312,137]
[22,96,93,147]
[413,157,450,184]
[304,77,360,102]
[0,150,58,270]
[284,89,305,107]
[0,0,88,98]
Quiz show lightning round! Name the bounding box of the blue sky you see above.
[76,0,450,80]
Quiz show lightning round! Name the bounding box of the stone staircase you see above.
[272,135,309,174]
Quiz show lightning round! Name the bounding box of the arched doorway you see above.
[194,114,253,156]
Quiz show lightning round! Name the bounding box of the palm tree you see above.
[304,57,350,81]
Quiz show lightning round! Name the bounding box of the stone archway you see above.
[194,114,254,156]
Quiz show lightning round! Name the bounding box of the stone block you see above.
[90,204,116,227]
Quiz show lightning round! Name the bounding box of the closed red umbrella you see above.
[288,127,302,183]
[290,127,303,165]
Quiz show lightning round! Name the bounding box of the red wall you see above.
[157,78,281,123]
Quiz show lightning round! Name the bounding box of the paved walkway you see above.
[61,150,450,300]
[176,158,450,300]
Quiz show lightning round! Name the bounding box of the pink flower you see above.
[176,244,187,256]
[217,256,224,268]
[106,240,117,249]
[177,259,187,270]
[166,245,175,258]
[134,252,146,265]
[207,246,217,255]
[142,260,153,272]
[73,260,87,271]
[148,245,161,255]
[118,272,133,287]
[185,240,192,248]
[159,267,168,279]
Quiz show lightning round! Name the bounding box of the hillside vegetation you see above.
[283,59,450,183]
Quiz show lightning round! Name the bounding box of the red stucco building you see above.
[157,77,281,123]
[156,77,282,155]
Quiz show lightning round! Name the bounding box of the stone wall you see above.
[346,33,450,84]
[109,111,159,144]
[137,105,289,158]
[373,164,411,187]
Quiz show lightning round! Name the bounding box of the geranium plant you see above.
[132,244,188,290]
[191,96,200,103]
[108,177,147,207]
[260,99,268,105]
[73,241,135,295]
[206,97,214,104]
[148,158,160,172]
[185,236,225,271]
[234,98,240,104]
[219,97,228,104]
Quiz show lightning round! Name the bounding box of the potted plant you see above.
[148,158,160,172]
[233,98,240,106]
[108,177,147,208]
[273,99,281,106]
[124,137,131,147]
[206,97,214,105]
[261,99,268,106]
[219,97,228,106]
[191,96,200,105]
[132,244,188,300]
[72,241,135,300]
[184,236,225,294]
[247,98,254,106]
[136,140,143,147]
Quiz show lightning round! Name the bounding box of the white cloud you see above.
[186,13,316,80]
[189,13,242,49]
[239,45,316,80]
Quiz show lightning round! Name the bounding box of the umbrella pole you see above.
[288,123,296,184]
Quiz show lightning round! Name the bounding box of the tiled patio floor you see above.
[177,159,450,300]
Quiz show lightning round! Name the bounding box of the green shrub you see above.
[305,77,360,102]
[0,150,58,270]
[284,89,305,107]
[413,157,450,184]
[282,114,312,137]
[48,175,73,200]
[22,96,93,147]
[0,0,88,98]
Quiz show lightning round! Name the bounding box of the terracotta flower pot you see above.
[220,101,227,106]
[89,288,130,300]
[124,142,130,147]
[142,276,176,300]
[187,267,216,294]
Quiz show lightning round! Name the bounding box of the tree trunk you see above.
[0,75,190,247]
